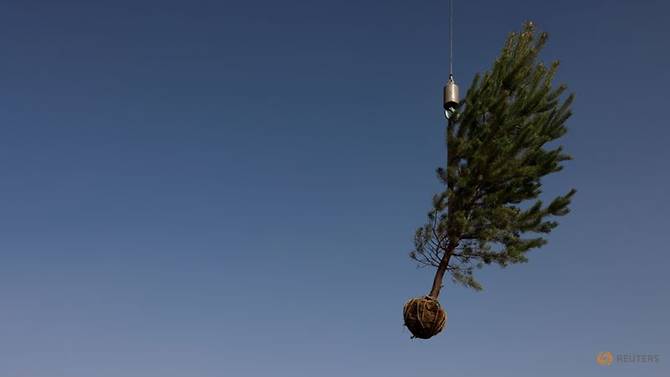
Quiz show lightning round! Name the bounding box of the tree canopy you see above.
[410,22,576,295]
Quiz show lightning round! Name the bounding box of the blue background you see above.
[0,1,668,376]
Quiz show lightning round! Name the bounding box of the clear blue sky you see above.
[0,1,668,376]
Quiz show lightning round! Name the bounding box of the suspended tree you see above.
[403,22,576,339]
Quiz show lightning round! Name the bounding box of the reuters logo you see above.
[597,352,614,366]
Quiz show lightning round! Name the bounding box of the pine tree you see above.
[410,22,576,299]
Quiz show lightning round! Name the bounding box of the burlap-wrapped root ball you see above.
[403,296,447,339]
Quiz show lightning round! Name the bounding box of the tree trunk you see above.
[428,242,457,298]
[427,108,459,299]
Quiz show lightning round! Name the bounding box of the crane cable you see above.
[449,0,454,78]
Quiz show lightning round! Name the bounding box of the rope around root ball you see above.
[403,296,447,339]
